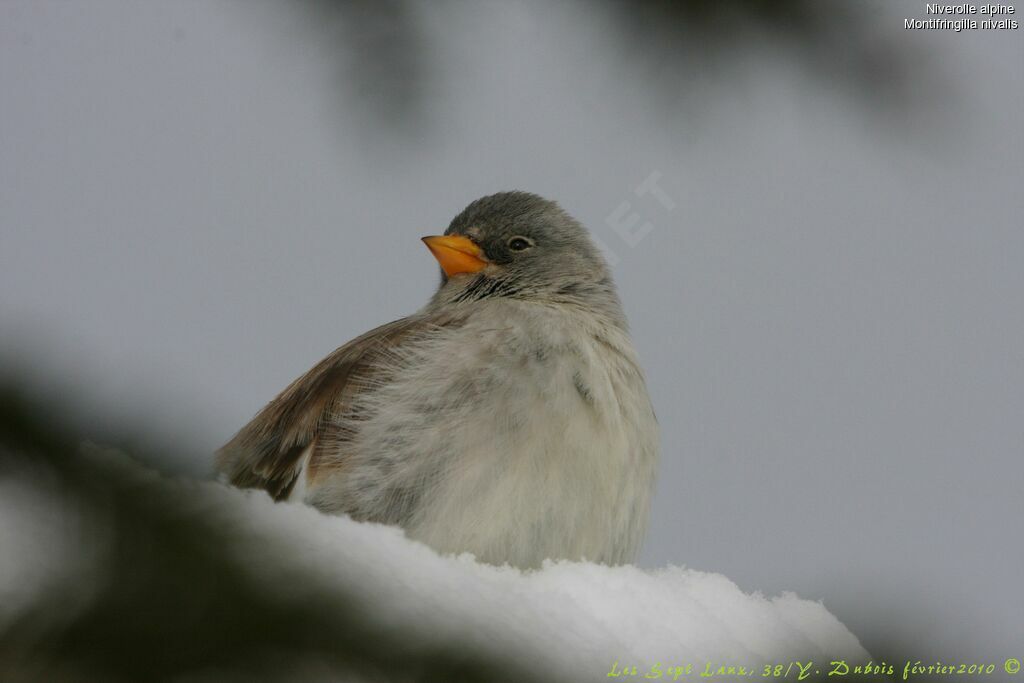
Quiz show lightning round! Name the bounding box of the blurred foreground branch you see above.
[297,0,908,134]
[0,384,546,683]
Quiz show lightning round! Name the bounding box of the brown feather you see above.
[215,316,427,500]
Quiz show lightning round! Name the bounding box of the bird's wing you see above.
[215,315,431,501]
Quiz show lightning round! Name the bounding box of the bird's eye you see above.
[508,236,533,251]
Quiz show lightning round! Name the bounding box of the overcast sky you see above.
[1,0,1021,665]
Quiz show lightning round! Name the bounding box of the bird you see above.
[216,191,658,568]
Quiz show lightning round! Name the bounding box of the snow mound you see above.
[0,447,870,681]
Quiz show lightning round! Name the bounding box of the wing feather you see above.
[215,316,424,500]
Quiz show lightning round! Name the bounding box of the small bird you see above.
[217,192,658,568]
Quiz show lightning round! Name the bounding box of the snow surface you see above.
[0,449,870,681]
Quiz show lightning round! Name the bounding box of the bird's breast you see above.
[320,303,658,568]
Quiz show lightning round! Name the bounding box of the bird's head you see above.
[422,192,619,315]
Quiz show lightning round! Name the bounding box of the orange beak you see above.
[421,235,488,277]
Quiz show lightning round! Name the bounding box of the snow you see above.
[0,447,870,681]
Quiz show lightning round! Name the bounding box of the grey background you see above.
[1,0,1021,666]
